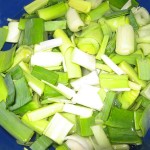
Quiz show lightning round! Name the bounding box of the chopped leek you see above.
[0,27,8,50]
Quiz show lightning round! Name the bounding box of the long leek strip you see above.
[72,47,96,71]
[70,70,99,91]
[68,0,91,13]
[137,58,150,81]
[0,75,8,102]
[44,20,66,31]
[101,91,116,121]
[9,45,33,70]
[23,71,45,96]
[0,102,34,143]
[31,51,63,68]
[121,0,132,10]
[23,18,44,45]
[99,18,112,36]
[137,43,150,56]
[106,107,134,128]
[119,61,146,88]
[72,84,103,111]
[4,74,15,107]
[88,1,110,21]
[31,66,59,85]
[9,77,32,111]
[43,113,74,144]
[53,29,74,54]
[107,127,142,144]
[27,103,64,121]
[13,94,41,115]
[39,38,63,50]
[128,11,139,31]
[101,54,125,75]
[96,63,112,72]
[111,54,142,65]
[76,115,95,136]
[141,83,150,100]
[132,7,150,26]
[38,2,68,20]
[24,0,49,14]
[22,114,49,135]
[43,80,75,99]
[63,104,93,117]
[64,48,82,79]
[86,0,103,9]
[65,134,93,150]
[0,45,16,72]
[104,9,129,19]
[139,104,150,136]
[30,135,53,150]
[105,16,129,32]
[0,27,8,50]
[91,125,113,150]
[99,73,129,91]
[96,35,109,60]
[118,90,140,109]
[56,144,69,150]
[6,21,21,43]
[116,24,135,55]
[66,7,84,32]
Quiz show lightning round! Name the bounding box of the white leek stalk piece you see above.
[72,85,103,110]
[70,70,99,91]
[101,54,125,75]
[65,134,93,150]
[72,47,96,71]
[66,7,84,32]
[43,113,74,144]
[91,125,113,150]
[63,104,93,117]
[6,21,21,43]
[116,24,135,55]
[132,7,150,26]
[31,51,63,67]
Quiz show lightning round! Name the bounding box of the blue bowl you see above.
[0,0,150,149]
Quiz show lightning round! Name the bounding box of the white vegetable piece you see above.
[66,7,84,32]
[66,140,85,150]
[132,7,150,26]
[43,113,73,144]
[121,0,132,10]
[72,47,96,71]
[57,83,76,99]
[63,104,93,117]
[116,24,135,55]
[101,54,125,75]
[6,21,21,43]
[72,84,103,111]
[91,125,113,150]
[31,51,63,67]
[65,134,93,150]
[71,70,99,91]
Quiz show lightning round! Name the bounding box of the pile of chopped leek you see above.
[1,0,150,149]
